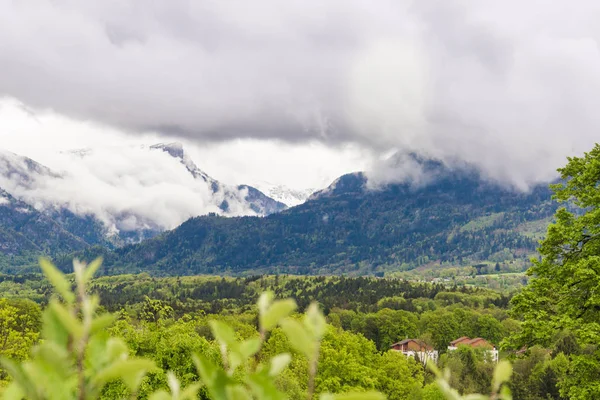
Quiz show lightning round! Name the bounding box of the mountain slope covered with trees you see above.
[79,164,557,276]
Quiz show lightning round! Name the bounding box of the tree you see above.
[140,296,174,323]
[420,383,446,400]
[438,346,493,395]
[419,310,459,352]
[375,351,423,400]
[316,327,380,393]
[0,298,40,380]
[475,314,505,346]
[508,144,600,398]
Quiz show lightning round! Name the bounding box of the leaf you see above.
[41,307,70,348]
[193,353,232,400]
[427,360,442,378]
[226,385,253,400]
[260,299,297,331]
[228,337,261,372]
[238,338,261,360]
[1,382,25,400]
[149,390,171,400]
[32,342,72,379]
[39,258,75,303]
[84,295,100,317]
[210,320,237,348]
[0,358,39,400]
[463,395,489,400]
[49,300,83,339]
[228,350,243,373]
[269,353,291,376]
[84,257,103,282]
[90,313,117,334]
[319,392,386,400]
[304,302,326,339]
[492,360,513,392]
[258,292,274,317]
[247,369,287,400]
[499,383,513,400]
[280,318,315,359]
[105,337,129,362]
[433,375,464,400]
[180,383,202,399]
[167,371,180,398]
[94,358,156,391]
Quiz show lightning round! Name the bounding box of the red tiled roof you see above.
[450,336,470,346]
[467,338,494,346]
[390,339,433,350]
[467,338,485,344]
[391,339,414,346]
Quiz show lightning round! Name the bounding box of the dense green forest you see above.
[1,270,519,399]
[0,262,589,399]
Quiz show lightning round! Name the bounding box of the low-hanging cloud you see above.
[1,0,600,187]
[0,145,271,235]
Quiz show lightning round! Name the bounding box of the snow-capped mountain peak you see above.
[252,181,316,207]
[150,142,184,160]
[150,142,214,183]
[149,143,286,215]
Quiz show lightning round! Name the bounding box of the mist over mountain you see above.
[0,187,89,255]
[73,157,557,276]
[0,139,562,277]
[0,144,287,255]
[149,142,287,216]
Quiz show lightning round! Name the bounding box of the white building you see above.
[448,337,499,363]
[391,339,439,364]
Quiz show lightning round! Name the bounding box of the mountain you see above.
[0,188,88,255]
[0,145,287,258]
[80,161,557,276]
[251,182,316,207]
[0,151,113,254]
[150,143,287,216]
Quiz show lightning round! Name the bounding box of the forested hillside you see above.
[77,166,556,276]
[0,189,90,255]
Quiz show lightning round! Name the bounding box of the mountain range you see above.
[65,159,557,277]
[0,144,289,258]
[0,145,558,277]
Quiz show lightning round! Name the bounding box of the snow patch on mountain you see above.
[252,181,315,207]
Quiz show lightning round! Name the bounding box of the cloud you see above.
[0,138,302,234]
[0,146,217,232]
[186,139,371,191]
[0,0,599,187]
[0,100,367,233]
[0,98,367,192]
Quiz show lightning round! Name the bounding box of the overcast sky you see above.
[1,0,600,190]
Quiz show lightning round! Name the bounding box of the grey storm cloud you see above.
[1,0,600,187]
